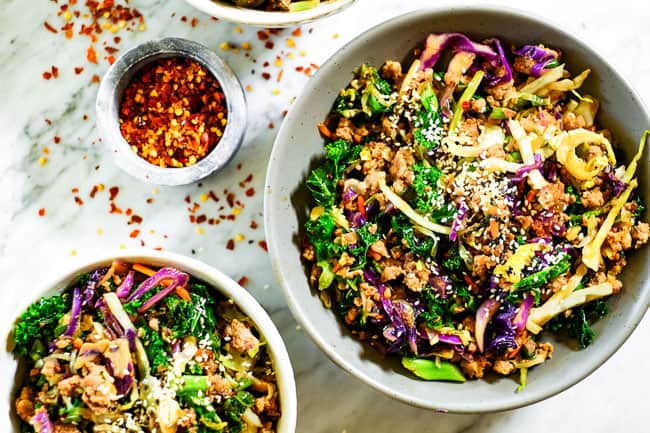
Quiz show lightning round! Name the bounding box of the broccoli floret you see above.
[13,293,71,359]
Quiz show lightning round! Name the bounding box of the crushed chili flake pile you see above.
[119,57,228,168]
[43,0,145,71]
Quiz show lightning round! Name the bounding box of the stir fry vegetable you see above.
[12,262,280,433]
[302,32,649,389]
[228,0,321,12]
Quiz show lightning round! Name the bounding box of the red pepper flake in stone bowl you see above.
[118,57,228,168]
[96,38,246,185]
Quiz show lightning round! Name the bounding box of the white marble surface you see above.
[1,0,649,431]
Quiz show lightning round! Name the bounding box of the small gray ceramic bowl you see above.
[96,38,246,186]
[265,6,650,413]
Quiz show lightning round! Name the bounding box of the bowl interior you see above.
[183,0,356,27]
[265,6,650,413]
[96,38,246,186]
[4,251,296,432]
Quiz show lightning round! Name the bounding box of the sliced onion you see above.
[475,298,500,353]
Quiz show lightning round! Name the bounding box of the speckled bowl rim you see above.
[182,0,357,28]
[96,37,246,186]
[264,5,650,413]
[5,249,297,433]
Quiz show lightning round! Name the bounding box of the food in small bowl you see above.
[265,7,650,412]
[226,0,325,12]
[96,38,246,185]
[8,252,296,432]
[302,31,649,386]
[182,0,356,27]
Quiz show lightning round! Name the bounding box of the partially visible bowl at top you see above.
[96,37,246,186]
[264,6,650,413]
[182,0,357,27]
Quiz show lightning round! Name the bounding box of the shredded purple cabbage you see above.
[486,302,518,353]
[342,187,357,202]
[127,267,188,304]
[84,267,108,306]
[449,202,468,242]
[31,409,54,433]
[606,167,627,196]
[542,160,557,181]
[138,271,189,313]
[428,263,452,299]
[346,210,367,229]
[483,38,513,85]
[420,33,497,70]
[116,270,135,299]
[63,287,83,337]
[511,153,544,184]
[513,44,558,77]
[438,333,463,346]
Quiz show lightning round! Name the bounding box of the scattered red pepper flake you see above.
[44,21,58,34]
[237,276,249,287]
[226,239,235,250]
[291,27,302,37]
[38,208,46,217]
[74,196,84,206]
[245,188,256,197]
[87,45,98,64]
[109,186,119,201]
[226,193,235,208]
[129,215,143,224]
[129,229,140,238]
[191,17,199,27]
[54,136,61,144]
[51,66,59,78]
[74,66,84,75]
[42,72,52,80]
[250,220,258,229]
[261,72,271,80]
[264,41,274,50]
[71,187,80,194]
[258,240,268,252]
[196,214,207,224]
[91,74,100,84]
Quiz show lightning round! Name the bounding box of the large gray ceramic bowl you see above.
[264,6,650,413]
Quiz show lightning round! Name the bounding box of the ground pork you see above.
[461,357,491,379]
[470,97,487,114]
[381,60,403,84]
[15,387,35,423]
[632,222,650,248]
[302,244,315,261]
[581,189,605,208]
[208,375,233,398]
[369,240,390,258]
[53,424,81,433]
[537,181,571,211]
[389,148,415,193]
[225,319,260,354]
[444,52,476,86]
[492,360,515,375]
[513,56,537,75]
[57,375,82,398]
[605,226,633,255]
[486,81,515,105]
[255,387,280,417]
[473,254,496,280]
[362,170,385,194]
[457,118,480,141]
[80,365,116,413]
[380,258,404,282]
[335,117,355,142]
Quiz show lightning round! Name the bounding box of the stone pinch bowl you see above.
[3,249,297,432]
[264,6,650,413]
[96,37,246,186]
[183,0,357,28]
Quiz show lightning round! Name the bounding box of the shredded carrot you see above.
[464,274,479,292]
[175,285,192,302]
[318,123,333,139]
[526,189,536,204]
[507,331,528,359]
[357,196,367,219]
[353,134,362,144]
[73,338,83,349]
[132,263,156,276]
[368,249,382,261]
[331,262,342,273]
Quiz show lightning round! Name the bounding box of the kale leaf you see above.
[391,215,436,258]
[305,212,341,262]
[13,293,71,359]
